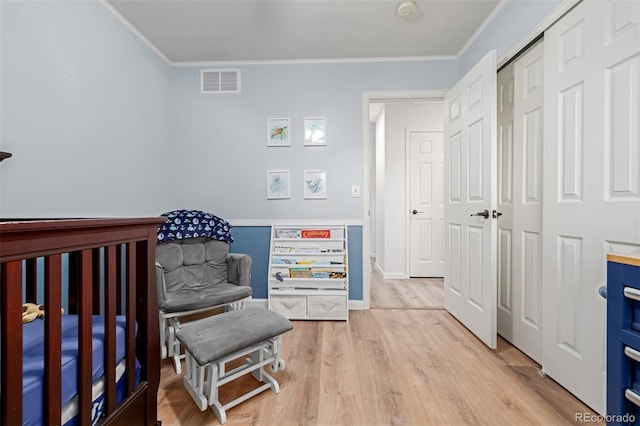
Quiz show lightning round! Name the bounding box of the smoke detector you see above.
[397,1,416,18]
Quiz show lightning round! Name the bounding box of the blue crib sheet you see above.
[20,315,132,426]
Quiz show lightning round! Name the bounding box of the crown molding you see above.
[98,0,171,65]
[171,55,457,67]
[456,0,508,59]
[496,0,580,68]
[98,1,457,67]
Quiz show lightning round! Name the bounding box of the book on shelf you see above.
[295,266,346,279]
[273,245,297,253]
[289,266,312,278]
[272,270,290,280]
[295,260,331,265]
[274,246,342,253]
[301,229,331,239]
[276,229,333,239]
[272,257,296,264]
[272,259,343,267]
[277,229,301,239]
[310,266,345,278]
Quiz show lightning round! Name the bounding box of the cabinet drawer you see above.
[624,287,640,334]
[309,295,347,319]
[270,295,307,317]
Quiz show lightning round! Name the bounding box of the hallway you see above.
[370,260,444,309]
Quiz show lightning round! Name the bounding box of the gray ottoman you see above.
[175,307,293,424]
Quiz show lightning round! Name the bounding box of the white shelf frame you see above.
[267,224,349,321]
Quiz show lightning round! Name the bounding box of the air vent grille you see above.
[201,69,241,93]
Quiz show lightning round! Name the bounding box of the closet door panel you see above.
[497,40,544,364]
[542,0,640,414]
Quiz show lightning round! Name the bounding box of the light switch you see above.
[352,184,361,198]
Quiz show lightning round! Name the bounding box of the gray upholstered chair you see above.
[155,237,252,373]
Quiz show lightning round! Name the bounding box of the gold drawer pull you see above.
[625,346,640,363]
[624,287,640,302]
[625,388,640,408]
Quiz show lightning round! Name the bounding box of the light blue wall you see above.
[2,0,560,305]
[167,60,456,302]
[458,0,563,75]
[0,0,173,217]
[167,60,458,220]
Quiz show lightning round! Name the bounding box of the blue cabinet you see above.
[607,254,640,425]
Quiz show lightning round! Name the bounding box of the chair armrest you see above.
[155,261,167,306]
[226,253,252,286]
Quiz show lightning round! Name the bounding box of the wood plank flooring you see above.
[370,269,444,309]
[157,271,602,425]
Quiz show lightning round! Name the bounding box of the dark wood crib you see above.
[0,218,166,425]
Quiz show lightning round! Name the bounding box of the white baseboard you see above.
[373,262,408,280]
[383,272,409,279]
[348,300,366,310]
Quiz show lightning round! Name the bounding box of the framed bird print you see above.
[303,170,327,199]
[267,118,290,146]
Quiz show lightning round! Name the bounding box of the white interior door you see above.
[444,49,498,349]
[497,41,544,364]
[542,0,640,414]
[409,130,444,277]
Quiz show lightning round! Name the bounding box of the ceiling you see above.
[106,0,501,63]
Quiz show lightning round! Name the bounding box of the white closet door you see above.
[497,42,544,365]
[444,49,498,349]
[543,0,640,414]
[497,56,515,349]
[513,41,544,363]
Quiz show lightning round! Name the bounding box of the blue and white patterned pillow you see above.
[157,210,233,244]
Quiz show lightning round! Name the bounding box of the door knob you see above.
[412,209,423,215]
[598,285,607,300]
[470,209,490,219]
[492,210,503,219]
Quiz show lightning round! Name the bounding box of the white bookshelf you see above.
[267,225,348,320]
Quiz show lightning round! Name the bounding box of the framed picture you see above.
[303,170,327,199]
[267,118,290,146]
[303,117,326,146]
[267,170,291,199]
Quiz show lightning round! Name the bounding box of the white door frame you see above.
[361,90,447,309]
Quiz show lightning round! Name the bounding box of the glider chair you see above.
[156,210,253,373]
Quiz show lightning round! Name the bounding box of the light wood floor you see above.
[370,267,444,310]
[157,270,602,425]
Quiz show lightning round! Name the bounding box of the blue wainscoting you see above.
[230,225,363,302]
[23,226,363,309]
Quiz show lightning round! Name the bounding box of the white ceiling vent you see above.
[201,68,241,94]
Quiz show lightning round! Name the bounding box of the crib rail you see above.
[0,218,165,426]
